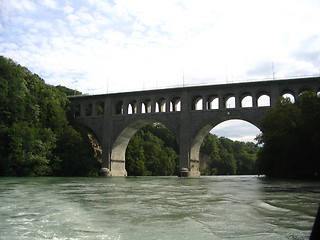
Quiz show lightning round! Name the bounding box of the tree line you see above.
[125,123,260,176]
[0,56,100,176]
[256,92,320,179]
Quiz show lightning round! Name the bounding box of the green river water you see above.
[0,176,319,240]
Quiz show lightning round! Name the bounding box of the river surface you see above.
[0,176,319,240]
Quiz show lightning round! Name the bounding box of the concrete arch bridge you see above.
[68,77,320,177]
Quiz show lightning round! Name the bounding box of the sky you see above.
[1,0,320,141]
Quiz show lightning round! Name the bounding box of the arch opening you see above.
[128,101,137,114]
[257,94,270,107]
[156,98,166,112]
[112,120,179,176]
[97,102,104,116]
[241,96,253,108]
[192,119,261,176]
[115,101,124,115]
[64,123,102,176]
[171,97,181,112]
[192,96,203,110]
[208,96,219,110]
[142,99,151,113]
[225,96,235,108]
[282,93,295,103]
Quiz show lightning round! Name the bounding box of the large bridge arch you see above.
[109,116,180,176]
[71,117,104,145]
[189,109,264,169]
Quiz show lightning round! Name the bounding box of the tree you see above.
[126,136,149,176]
[126,124,178,176]
[53,125,100,176]
[256,92,320,179]
[0,56,99,176]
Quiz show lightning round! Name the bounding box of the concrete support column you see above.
[202,97,207,110]
[137,100,142,114]
[151,99,156,113]
[252,95,258,107]
[235,95,241,109]
[100,97,127,177]
[179,91,200,177]
[92,102,98,116]
[270,85,280,107]
[100,97,112,176]
[123,101,128,114]
[179,91,190,176]
[166,98,171,112]
[219,95,225,109]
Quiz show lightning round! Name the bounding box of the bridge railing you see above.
[72,74,320,96]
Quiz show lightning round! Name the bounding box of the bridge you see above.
[68,76,320,177]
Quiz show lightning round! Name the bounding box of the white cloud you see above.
[6,0,37,12]
[63,5,74,14]
[1,0,320,94]
[42,0,57,9]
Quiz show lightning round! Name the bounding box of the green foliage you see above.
[256,92,320,179]
[0,56,99,176]
[55,85,82,96]
[53,125,100,176]
[126,124,178,176]
[200,134,260,175]
[126,136,149,176]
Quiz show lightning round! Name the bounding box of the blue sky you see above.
[1,0,320,141]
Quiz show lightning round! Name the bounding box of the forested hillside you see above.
[200,134,259,175]
[0,56,100,176]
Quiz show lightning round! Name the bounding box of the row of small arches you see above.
[116,97,182,115]
[75,102,104,117]
[118,93,275,115]
[74,90,318,117]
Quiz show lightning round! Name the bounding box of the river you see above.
[0,176,319,240]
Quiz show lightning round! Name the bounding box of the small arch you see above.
[85,103,93,116]
[257,94,270,107]
[282,92,295,103]
[156,98,166,112]
[192,96,203,110]
[241,95,253,108]
[225,95,235,109]
[97,102,104,116]
[141,103,147,114]
[128,100,137,114]
[171,97,181,112]
[299,87,312,95]
[208,95,219,110]
[142,99,152,113]
[115,101,124,115]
